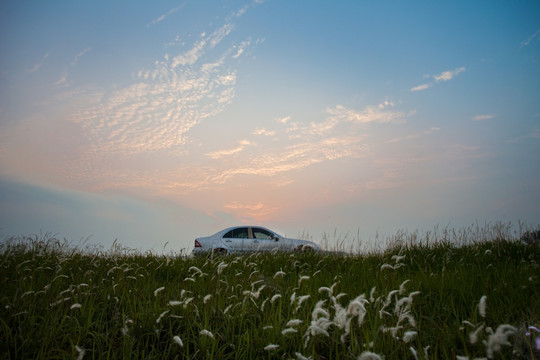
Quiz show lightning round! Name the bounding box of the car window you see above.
[252,228,275,240]
[223,228,249,239]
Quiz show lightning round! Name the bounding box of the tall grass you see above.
[1,225,539,359]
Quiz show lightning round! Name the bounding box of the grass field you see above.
[1,224,539,359]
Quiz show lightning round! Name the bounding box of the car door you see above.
[221,227,250,253]
[251,227,280,252]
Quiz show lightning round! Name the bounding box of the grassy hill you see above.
[1,227,539,359]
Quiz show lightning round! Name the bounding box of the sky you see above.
[1,1,539,253]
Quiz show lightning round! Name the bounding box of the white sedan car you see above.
[192,226,320,255]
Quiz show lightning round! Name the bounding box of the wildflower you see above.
[486,324,517,359]
[526,325,540,337]
[298,275,310,286]
[263,325,274,330]
[156,310,170,324]
[318,282,338,297]
[189,266,203,277]
[264,344,279,351]
[478,295,487,318]
[271,294,282,303]
[469,324,485,344]
[357,351,383,360]
[203,294,212,304]
[154,287,165,297]
[169,301,182,306]
[369,287,377,302]
[296,295,310,312]
[223,304,233,314]
[410,346,418,360]
[290,292,296,305]
[348,295,368,328]
[121,318,133,336]
[399,279,410,295]
[243,285,266,299]
[75,345,85,360]
[295,352,312,360]
[274,269,286,278]
[381,263,394,271]
[70,303,82,310]
[403,330,417,343]
[21,291,35,299]
[311,300,329,319]
[286,319,303,327]
[184,277,195,282]
[217,262,228,275]
[392,254,406,263]
[200,329,215,339]
[251,279,264,287]
[173,335,183,347]
[282,328,297,335]
[183,297,194,308]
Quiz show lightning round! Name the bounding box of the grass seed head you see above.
[153,286,165,297]
[478,295,487,318]
[264,344,279,351]
[200,329,214,339]
[357,351,383,360]
[173,335,183,347]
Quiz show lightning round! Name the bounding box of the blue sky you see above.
[1,1,539,252]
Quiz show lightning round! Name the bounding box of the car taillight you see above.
[194,239,202,248]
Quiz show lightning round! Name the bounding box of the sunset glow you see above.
[1,1,539,251]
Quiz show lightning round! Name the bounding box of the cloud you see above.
[72,47,91,65]
[326,101,405,126]
[172,23,234,67]
[206,140,253,159]
[27,52,49,73]
[223,201,280,221]
[277,115,291,124]
[472,114,495,121]
[410,83,431,92]
[253,128,276,136]
[147,5,184,27]
[388,127,440,143]
[434,67,466,82]
[410,66,466,92]
[233,39,251,58]
[64,17,249,170]
[521,29,540,47]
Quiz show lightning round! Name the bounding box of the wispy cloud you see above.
[223,201,280,222]
[410,83,431,92]
[27,52,49,73]
[277,116,291,124]
[253,128,276,136]
[521,29,540,48]
[410,66,466,91]
[388,127,440,143]
[147,4,184,27]
[206,140,253,159]
[67,16,250,164]
[472,114,495,121]
[434,67,466,82]
[171,23,234,67]
[72,47,91,65]
[326,101,406,125]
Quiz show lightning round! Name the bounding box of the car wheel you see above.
[301,245,314,252]
[213,248,228,256]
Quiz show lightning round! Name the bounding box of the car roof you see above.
[213,225,277,237]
